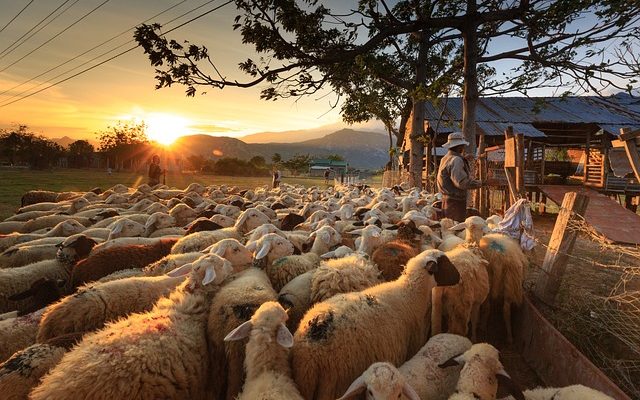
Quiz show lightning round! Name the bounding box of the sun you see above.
[144,113,192,146]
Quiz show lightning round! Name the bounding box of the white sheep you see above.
[350,224,384,256]
[223,301,303,400]
[438,218,465,252]
[106,218,145,241]
[203,238,253,271]
[291,249,461,400]
[30,254,235,400]
[143,212,176,237]
[171,208,270,254]
[431,246,490,341]
[207,267,278,400]
[0,308,45,363]
[515,385,614,400]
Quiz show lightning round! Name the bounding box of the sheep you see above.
[0,235,97,314]
[0,333,81,400]
[512,385,614,400]
[142,252,204,276]
[278,253,382,332]
[106,218,145,241]
[320,245,355,259]
[20,190,59,207]
[21,215,91,233]
[207,267,278,400]
[371,221,424,281]
[0,221,25,234]
[245,223,286,245]
[431,246,490,341]
[6,278,66,316]
[143,212,176,237]
[185,218,224,235]
[223,301,303,400]
[249,233,309,291]
[6,211,58,222]
[0,308,45,363]
[337,362,421,400]
[169,203,199,226]
[0,244,59,269]
[90,236,181,254]
[36,272,189,342]
[70,237,178,288]
[350,224,384,256]
[439,343,524,400]
[485,214,503,231]
[203,238,253,271]
[211,214,235,227]
[171,208,270,254]
[30,254,235,400]
[291,249,461,400]
[438,218,465,252]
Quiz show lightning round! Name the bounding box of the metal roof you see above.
[425,95,640,137]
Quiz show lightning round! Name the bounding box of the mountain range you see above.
[172,128,390,169]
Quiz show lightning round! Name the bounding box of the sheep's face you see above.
[209,239,253,269]
[105,194,127,204]
[236,209,270,234]
[56,234,97,264]
[245,223,285,243]
[250,233,294,263]
[70,197,91,212]
[108,219,144,240]
[182,254,234,290]
[338,363,420,400]
[405,249,460,287]
[58,220,85,236]
[254,205,276,220]
[145,203,168,214]
[149,213,176,230]
[211,214,235,228]
[312,226,342,248]
[170,204,197,225]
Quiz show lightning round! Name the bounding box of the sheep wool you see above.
[30,255,235,400]
[0,308,45,363]
[224,302,302,400]
[291,249,461,400]
[207,268,277,400]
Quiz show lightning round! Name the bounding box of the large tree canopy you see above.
[135,0,639,188]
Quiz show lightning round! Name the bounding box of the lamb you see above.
[278,253,382,332]
[70,237,178,288]
[169,203,199,226]
[36,272,189,342]
[439,343,524,400]
[207,267,278,400]
[0,235,97,314]
[171,208,270,254]
[223,301,303,400]
[30,254,235,400]
[0,333,81,400]
[431,246,490,341]
[291,249,461,400]
[90,236,181,254]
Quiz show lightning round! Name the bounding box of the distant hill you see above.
[241,123,344,143]
[49,136,99,149]
[172,129,389,169]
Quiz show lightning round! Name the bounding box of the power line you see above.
[0,0,36,35]
[0,0,233,108]
[0,0,220,101]
[0,0,112,73]
[0,0,75,59]
[0,0,190,97]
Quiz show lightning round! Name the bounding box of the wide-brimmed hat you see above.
[442,132,469,149]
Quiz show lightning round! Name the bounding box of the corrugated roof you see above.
[425,96,640,137]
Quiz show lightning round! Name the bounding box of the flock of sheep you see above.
[0,182,615,399]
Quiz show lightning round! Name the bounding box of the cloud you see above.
[188,124,238,133]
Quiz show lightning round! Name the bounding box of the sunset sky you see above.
[0,0,351,144]
[0,0,635,145]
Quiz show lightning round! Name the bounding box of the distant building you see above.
[309,159,348,176]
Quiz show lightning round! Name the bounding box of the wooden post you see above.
[516,133,525,197]
[535,192,590,305]
[619,128,640,182]
[504,126,518,203]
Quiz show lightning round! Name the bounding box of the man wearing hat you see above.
[437,132,483,222]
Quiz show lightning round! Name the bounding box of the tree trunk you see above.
[408,33,430,189]
[397,98,413,148]
[462,0,479,205]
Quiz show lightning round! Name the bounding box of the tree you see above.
[186,154,206,172]
[326,154,345,162]
[283,154,311,176]
[0,125,64,169]
[96,121,150,171]
[68,140,94,168]
[250,155,266,167]
[271,153,282,164]
[135,0,639,189]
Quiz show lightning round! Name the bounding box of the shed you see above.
[308,159,348,176]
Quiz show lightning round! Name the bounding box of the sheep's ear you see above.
[496,370,525,400]
[224,320,253,341]
[255,242,271,260]
[438,353,465,368]
[428,221,441,228]
[430,254,460,286]
[276,323,294,348]
[386,224,399,230]
[337,375,366,400]
[111,222,124,235]
[402,383,422,400]
[245,241,257,252]
[213,245,227,257]
[370,229,381,238]
[320,251,335,259]
[167,263,193,277]
[349,228,363,236]
[450,222,467,231]
[72,236,97,258]
[202,264,217,286]
[144,214,158,229]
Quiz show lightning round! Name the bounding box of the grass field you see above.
[0,168,381,220]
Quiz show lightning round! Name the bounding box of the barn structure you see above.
[308,159,348,176]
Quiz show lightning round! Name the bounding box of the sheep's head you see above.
[320,245,355,259]
[167,198,182,209]
[184,218,223,236]
[224,301,293,348]
[254,204,277,220]
[245,223,286,243]
[205,238,253,270]
[235,208,270,234]
[210,214,235,228]
[56,234,97,264]
[439,343,524,400]
[104,193,127,204]
[301,202,324,218]
[144,212,176,236]
[132,198,155,211]
[451,216,489,245]
[69,197,91,213]
[108,218,145,240]
[184,182,205,195]
[310,226,342,250]
[350,225,383,255]
[404,249,460,287]
[109,183,130,193]
[167,253,234,292]
[247,233,294,265]
[338,362,420,400]
[169,203,198,226]
[50,220,85,237]
[144,202,169,214]
[338,203,354,219]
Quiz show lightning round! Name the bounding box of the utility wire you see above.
[0,0,74,59]
[0,0,36,35]
[0,0,190,97]
[0,0,112,73]
[0,0,233,108]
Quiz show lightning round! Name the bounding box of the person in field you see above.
[272,166,282,188]
[148,154,164,187]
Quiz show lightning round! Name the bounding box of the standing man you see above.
[437,132,483,222]
[324,168,331,184]
[148,154,164,187]
[272,166,282,188]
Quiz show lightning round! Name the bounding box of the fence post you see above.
[534,192,589,305]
